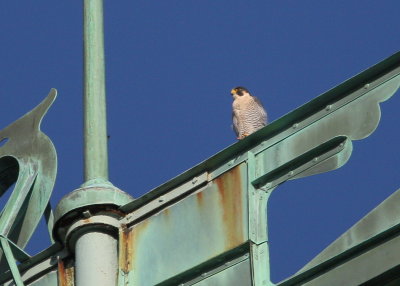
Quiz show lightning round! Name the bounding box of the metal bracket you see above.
[247,151,272,285]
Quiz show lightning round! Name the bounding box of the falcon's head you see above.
[231,86,250,99]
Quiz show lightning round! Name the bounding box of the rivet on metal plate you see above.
[325,105,332,111]
[288,171,294,177]
[292,123,299,129]
[158,196,165,203]
[313,157,318,162]
[364,83,370,89]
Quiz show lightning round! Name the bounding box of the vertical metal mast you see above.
[76,1,117,285]
[69,1,127,285]
[83,0,108,184]
[54,2,132,284]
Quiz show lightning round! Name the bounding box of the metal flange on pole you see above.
[53,184,133,285]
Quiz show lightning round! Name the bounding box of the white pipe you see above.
[75,231,117,285]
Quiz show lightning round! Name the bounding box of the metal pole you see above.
[75,232,118,285]
[76,1,117,285]
[83,0,108,183]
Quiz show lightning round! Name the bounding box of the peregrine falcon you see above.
[231,87,267,139]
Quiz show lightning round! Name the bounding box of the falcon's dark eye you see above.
[237,90,243,96]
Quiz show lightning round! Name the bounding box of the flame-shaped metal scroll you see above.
[0,89,57,268]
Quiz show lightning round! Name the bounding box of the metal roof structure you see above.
[0,1,399,285]
[121,50,400,214]
[0,49,398,285]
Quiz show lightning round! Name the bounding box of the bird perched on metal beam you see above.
[231,87,268,140]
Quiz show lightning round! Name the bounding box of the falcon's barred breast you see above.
[231,87,268,139]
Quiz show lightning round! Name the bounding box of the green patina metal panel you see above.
[119,163,249,286]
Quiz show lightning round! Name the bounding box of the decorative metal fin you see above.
[252,71,400,189]
[291,73,400,180]
[0,89,57,269]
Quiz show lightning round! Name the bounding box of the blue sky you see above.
[0,1,399,283]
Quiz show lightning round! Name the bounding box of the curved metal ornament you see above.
[292,72,400,180]
[252,72,400,190]
[0,89,57,265]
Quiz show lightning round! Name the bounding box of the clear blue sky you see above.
[0,1,399,283]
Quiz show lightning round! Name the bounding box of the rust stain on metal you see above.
[214,165,244,249]
[119,227,134,273]
[82,218,91,224]
[163,208,170,217]
[196,191,204,206]
[120,220,150,274]
[58,259,74,286]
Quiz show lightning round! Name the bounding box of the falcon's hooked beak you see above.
[231,88,237,95]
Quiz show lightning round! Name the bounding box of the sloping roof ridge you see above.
[297,188,400,274]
